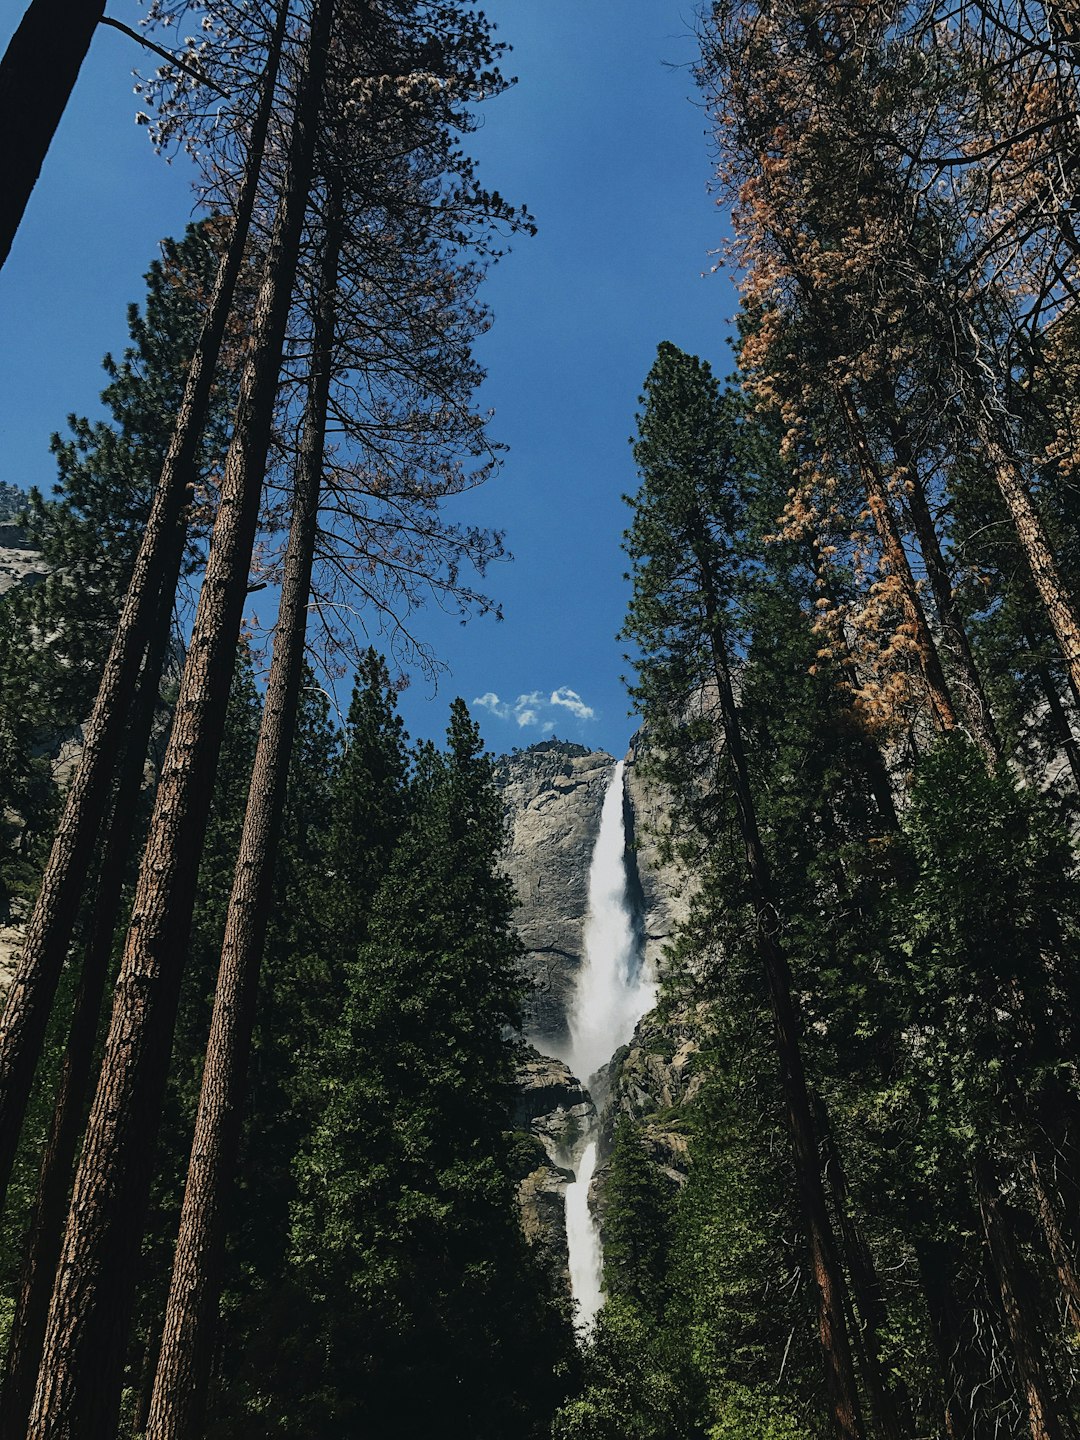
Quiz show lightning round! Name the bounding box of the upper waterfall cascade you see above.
[561,759,657,1329]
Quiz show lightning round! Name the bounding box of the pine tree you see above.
[624,342,865,1440]
[0,0,287,1216]
[288,699,571,1437]
[27,2,329,1425]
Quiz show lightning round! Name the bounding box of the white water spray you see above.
[561,760,656,1331]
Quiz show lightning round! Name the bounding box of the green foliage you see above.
[601,1119,675,1314]
[551,1297,702,1440]
[705,1384,812,1440]
[0,223,233,915]
[187,685,574,1436]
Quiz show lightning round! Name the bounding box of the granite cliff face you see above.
[500,740,699,1271]
[497,738,690,1051]
[496,743,613,1048]
[0,520,46,599]
[511,1046,595,1273]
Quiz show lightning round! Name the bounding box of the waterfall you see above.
[561,759,656,1330]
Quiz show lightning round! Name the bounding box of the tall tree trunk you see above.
[0,0,288,1212]
[1029,1152,1080,1336]
[694,534,865,1440]
[816,1104,908,1440]
[880,401,999,763]
[982,429,1080,709]
[912,1227,994,1440]
[0,0,105,268]
[975,1156,1067,1440]
[0,575,175,1440]
[145,191,343,1440]
[838,388,959,734]
[26,3,332,1432]
[1017,613,1080,795]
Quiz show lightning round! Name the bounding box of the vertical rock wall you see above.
[497,743,613,1049]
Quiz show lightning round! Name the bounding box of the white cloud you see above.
[549,687,595,722]
[471,686,597,733]
[473,691,510,720]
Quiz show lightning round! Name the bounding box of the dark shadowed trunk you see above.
[693,527,865,1440]
[881,402,999,763]
[912,1227,995,1440]
[816,1103,908,1440]
[975,1157,1067,1440]
[1017,613,1080,796]
[0,0,105,268]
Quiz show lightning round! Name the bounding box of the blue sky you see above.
[0,0,739,758]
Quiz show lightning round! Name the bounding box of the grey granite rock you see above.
[497,743,614,1047]
[0,523,47,598]
[513,1044,595,1158]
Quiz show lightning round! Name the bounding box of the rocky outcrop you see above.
[498,743,613,1046]
[512,1046,596,1275]
[601,1002,710,1173]
[590,1001,713,1241]
[517,1162,572,1272]
[498,738,695,1046]
[0,521,46,598]
[513,1045,595,1156]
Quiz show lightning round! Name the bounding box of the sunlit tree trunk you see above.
[0,0,288,1213]
[0,575,175,1440]
[838,389,959,735]
[26,2,332,1431]
[983,431,1080,711]
[145,185,343,1440]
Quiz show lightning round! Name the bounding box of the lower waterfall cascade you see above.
[559,759,656,1330]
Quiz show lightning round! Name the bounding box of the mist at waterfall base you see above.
[555,761,657,1331]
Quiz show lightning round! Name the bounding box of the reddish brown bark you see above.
[975,1157,1067,1440]
[839,389,959,735]
[0,0,287,1212]
[145,192,342,1440]
[0,574,175,1440]
[26,3,332,1432]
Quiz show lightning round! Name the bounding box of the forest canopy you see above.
[1,0,1080,1437]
